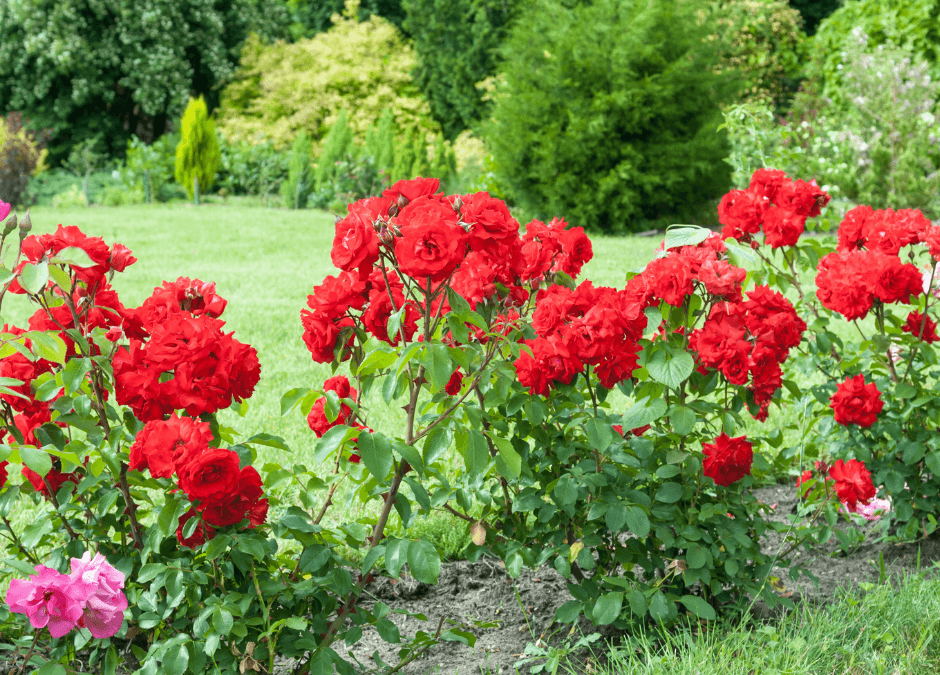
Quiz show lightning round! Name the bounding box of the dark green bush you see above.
[402,0,518,140]
[216,136,290,202]
[484,0,733,233]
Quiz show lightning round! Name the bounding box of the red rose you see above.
[306,271,367,321]
[0,461,7,487]
[332,210,380,275]
[702,433,753,486]
[362,289,419,345]
[109,243,137,272]
[178,448,241,504]
[128,414,213,479]
[642,255,694,307]
[555,226,593,278]
[761,206,806,248]
[383,177,441,204]
[201,466,266,528]
[394,197,468,282]
[902,310,939,343]
[22,464,81,498]
[796,470,814,499]
[177,508,215,548]
[696,258,746,301]
[445,370,463,396]
[837,205,874,251]
[747,169,789,201]
[717,189,767,241]
[828,459,875,509]
[870,254,922,304]
[830,374,884,427]
[301,312,355,364]
[307,376,358,437]
[815,251,875,320]
[460,192,520,255]
[774,179,829,218]
[450,251,498,309]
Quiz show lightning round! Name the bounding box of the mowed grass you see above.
[582,570,940,675]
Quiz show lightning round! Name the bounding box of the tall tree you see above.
[403,0,518,141]
[175,97,221,206]
[0,0,289,165]
[286,0,407,39]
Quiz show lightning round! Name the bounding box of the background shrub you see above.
[122,134,177,203]
[485,0,734,233]
[786,0,842,35]
[216,136,290,203]
[0,0,289,165]
[216,4,437,150]
[281,131,314,209]
[710,0,806,108]
[175,97,221,204]
[285,0,406,40]
[402,0,519,140]
[0,112,49,207]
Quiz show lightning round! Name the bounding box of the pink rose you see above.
[6,566,86,638]
[67,552,128,639]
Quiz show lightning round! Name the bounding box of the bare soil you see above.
[334,484,940,675]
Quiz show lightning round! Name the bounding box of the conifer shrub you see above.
[174,97,221,205]
[484,0,733,233]
[281,132,314,209]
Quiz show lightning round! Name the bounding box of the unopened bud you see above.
[18,211,31,237]
[2,213,17,238]
[397,195,407,210]
[452,197,463,211]
[379,227,395,246]
[387,203,399,218]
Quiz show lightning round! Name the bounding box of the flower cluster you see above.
[717,169,830,247]
[816,207,931,320]
[516,281,647,395]
[129,413,268,546]
[6,552,127,639]
[114,278,260,421]
[302,177,593,363]
[797,459,879,513]
[689,285,806,421]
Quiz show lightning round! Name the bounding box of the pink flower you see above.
[67,552,127,638]
[5,553,128,640]
[5,566,86,638]
[843,496,892,521]
[0,201,10,222]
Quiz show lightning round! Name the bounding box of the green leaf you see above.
[624,506,650,538]
[553,475,579,507]
[926,450,940,475]
[406,538,440,584]
[26,332,67,365]
[19,260,49,295]
[679,595,716,621]
[36,663,66,675]
[605,503,627,531]
[162,642,190,675]
[584,418,613,451]
[61,358,92,396]
[901,440,926,465]
[490,434,521,479]
[51,246,96,268]
[376,618,401,644]
[646,347,694,389]
[627,589,647,618]
[244,433,290,451]
[554,600,582,624]
[654,482,684,504]
[212,607,233,634]
[663,225,710,250]
[593,592,623,625]
[281,506,317,533]
[357,348,397,376]
[422,343,453,394]
[649,590,671,624]
[20,445,52,478]
[385,538,409,578]
[669,405,696,435]
[686,544,708,569]
[357,430,394,480]
[422,424,453,466]
[280,387,310,416]
[621,397,667,430]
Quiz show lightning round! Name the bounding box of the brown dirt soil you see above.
[323,484,940,675]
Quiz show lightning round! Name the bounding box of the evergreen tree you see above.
[175,97,221,205]
[281,132,314,209]
[315,110,355,191]
[402,0,518,140]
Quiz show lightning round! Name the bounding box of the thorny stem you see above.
[14,629,39,675]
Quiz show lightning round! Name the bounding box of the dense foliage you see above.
[402,0,519,140]
[0,0,288,165]
[485,0,734,232]
[786,0,841,35]
[285,0,406,40]
[216,6,437,150]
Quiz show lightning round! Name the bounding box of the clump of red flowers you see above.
[717,169,830,248]
[701,433,754,486]
[830,374,884,428]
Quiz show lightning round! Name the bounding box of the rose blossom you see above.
[701,433,753,486]
[67,552,128,639]
[830,374,884,427]
[828,459,876,509]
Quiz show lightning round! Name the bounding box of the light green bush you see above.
[175,97,221,204]
[281,132,314,209]
[217,2,437,150]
